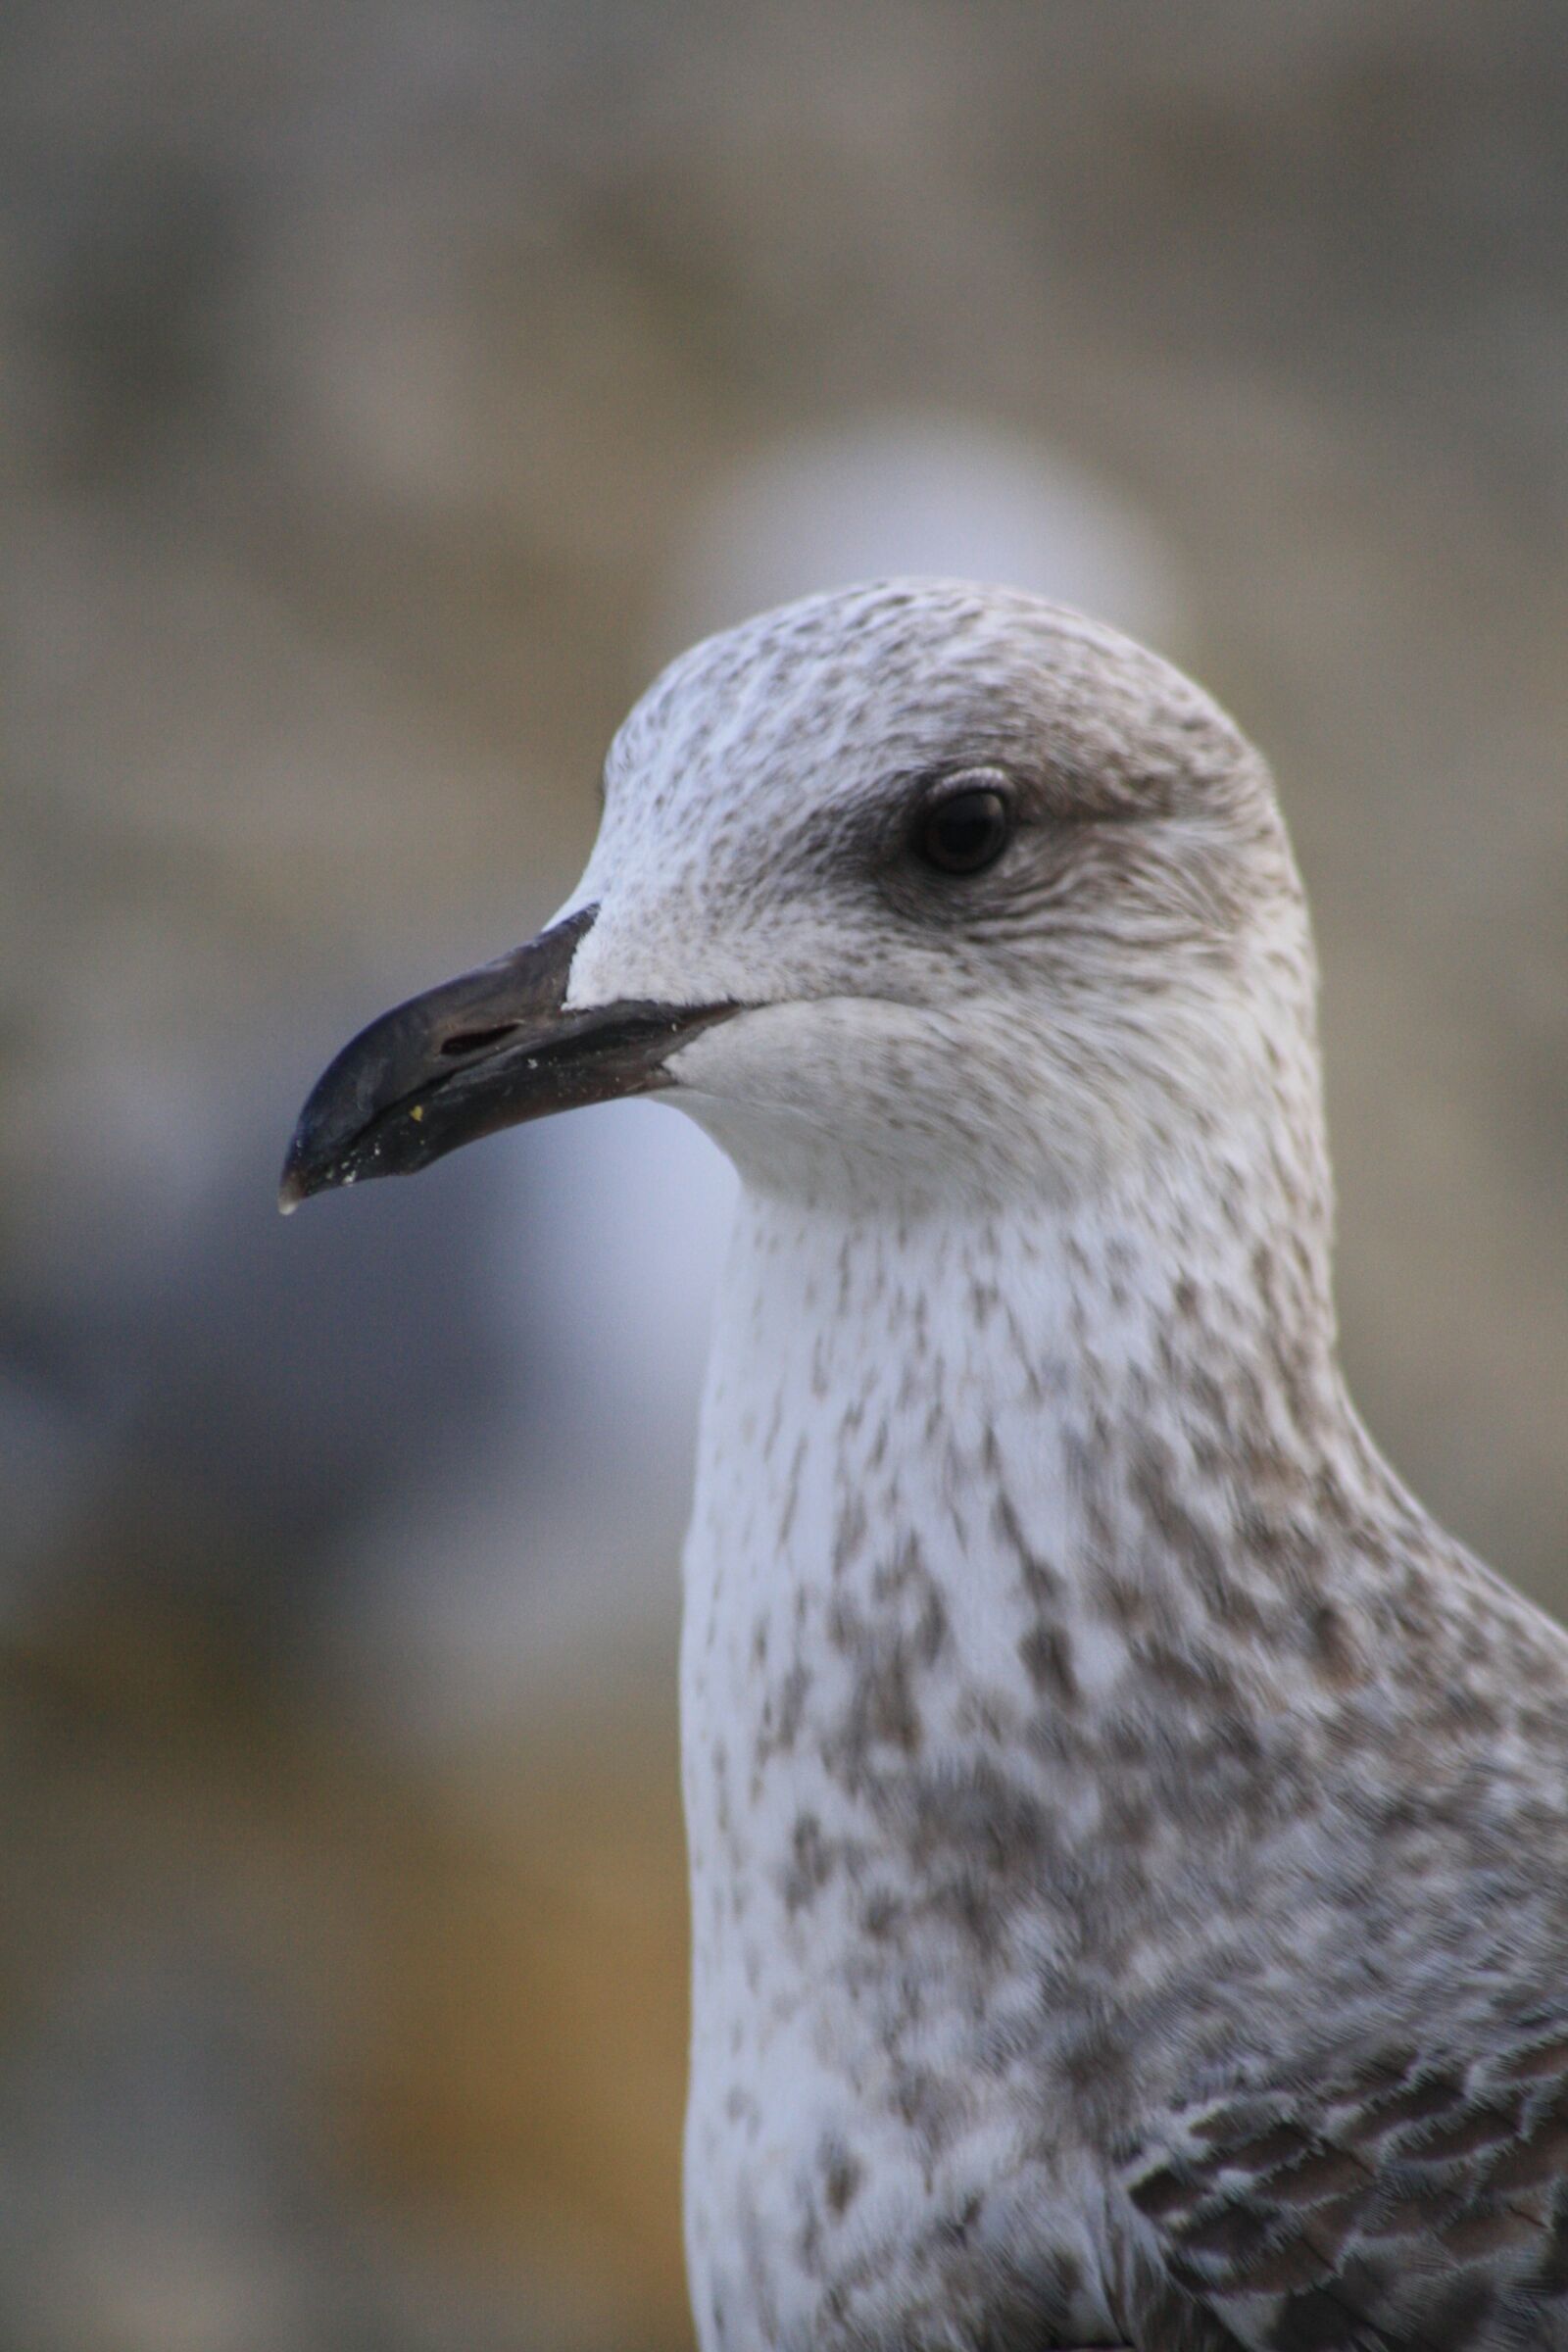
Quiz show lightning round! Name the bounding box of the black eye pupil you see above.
[917,785,1010,875]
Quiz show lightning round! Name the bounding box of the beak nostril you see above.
[438,1023,520,1057]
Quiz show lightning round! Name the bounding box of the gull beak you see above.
[279,906,739,1211]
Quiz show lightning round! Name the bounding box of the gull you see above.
[283,581,1568,2351]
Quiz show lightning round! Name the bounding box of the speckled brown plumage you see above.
[294,579,1568,2352]
[571,584,1568,2352]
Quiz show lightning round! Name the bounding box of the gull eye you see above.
[912,775,1014,876]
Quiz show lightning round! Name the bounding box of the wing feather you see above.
[1119,2027,1568,2350]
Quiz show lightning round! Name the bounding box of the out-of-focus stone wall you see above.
[1,5,1564,2345]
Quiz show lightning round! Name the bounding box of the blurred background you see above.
[2,3,1566,2345]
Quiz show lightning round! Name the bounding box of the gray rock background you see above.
[1,4,1564,2346]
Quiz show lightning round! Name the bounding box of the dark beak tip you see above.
[277,1122,324,1214]
[276,1153,311,1215]
[278,1076,368,1211]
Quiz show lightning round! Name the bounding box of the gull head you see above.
[282,580,1321,1216]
